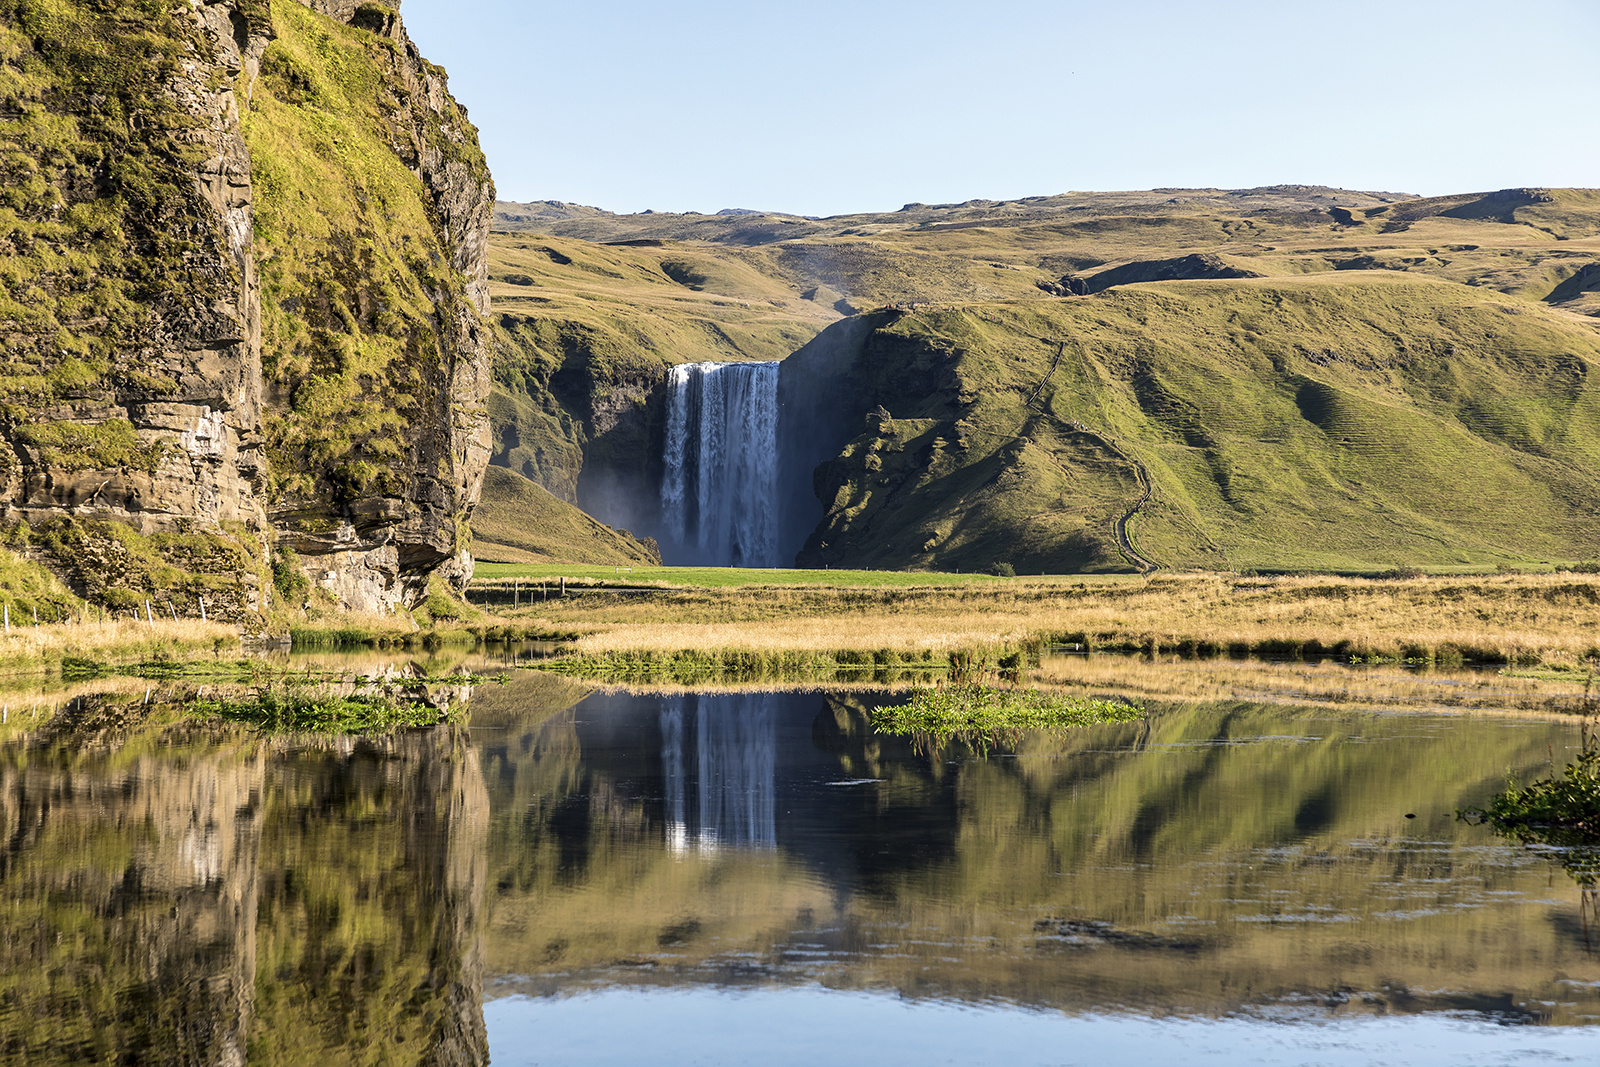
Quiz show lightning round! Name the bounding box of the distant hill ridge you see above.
[494,186,1417,244]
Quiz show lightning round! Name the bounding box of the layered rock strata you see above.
[0,0,492,616]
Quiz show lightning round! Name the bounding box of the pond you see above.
[2,661,1599,1064]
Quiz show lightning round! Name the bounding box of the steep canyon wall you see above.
[0,0,492,616]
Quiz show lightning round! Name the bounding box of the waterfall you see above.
[659,694,777,853]
[660,361,780,567]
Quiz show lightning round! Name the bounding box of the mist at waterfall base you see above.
[572,324,867,569]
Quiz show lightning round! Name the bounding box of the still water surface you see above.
[2,664,1599,1064]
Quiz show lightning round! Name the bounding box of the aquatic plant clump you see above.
[194,682,462,734]
[1463,719,1600,884]
[872,683,1142,749]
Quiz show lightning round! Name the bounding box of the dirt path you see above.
[1112,458,1159,572]
[1065,425,1160,572]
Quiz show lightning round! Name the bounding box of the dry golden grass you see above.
[1028,653,1598,720]
[0,617,239,673]
[515,571,1600,666]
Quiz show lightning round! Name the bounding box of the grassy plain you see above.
[471,561,1003,587]
[473,569,1600,672]
[0,617,241,676]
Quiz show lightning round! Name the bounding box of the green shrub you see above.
[871,684,1142,753]
[272,546,310,603]
[1461,720,1600,884]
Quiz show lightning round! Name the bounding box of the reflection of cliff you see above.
[484,692,1600,1022]
[252,728,490,1066]
[0,701,266,1064]
[0,696,489,1065]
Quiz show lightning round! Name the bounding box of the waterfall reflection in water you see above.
[661,694,777,852]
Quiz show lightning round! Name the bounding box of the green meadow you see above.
[470,562,1004,588]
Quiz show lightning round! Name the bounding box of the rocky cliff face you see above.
[0,0,492,618]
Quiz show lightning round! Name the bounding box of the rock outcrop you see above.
[0,0,493,618]
[1066,252,1262,295]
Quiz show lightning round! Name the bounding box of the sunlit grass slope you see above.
[806,274,1600,573]
[485,187,1600,572]
[472,466,659,566]
[499,186,1600,317]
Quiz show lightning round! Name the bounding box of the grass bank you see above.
[0,617,242,676]
[495,571,1600,672]
[470,562,1004,589]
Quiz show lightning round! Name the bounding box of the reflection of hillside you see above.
[1031,653,1600,720]
[483,692,1600,1023]
[0,692,489,1065]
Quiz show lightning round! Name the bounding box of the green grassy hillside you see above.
[472,466,660,566]
[806,276,1600,573]
[487,233,836,507]
[486,186,1600,572]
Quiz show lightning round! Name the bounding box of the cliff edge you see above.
[0,0,492,619]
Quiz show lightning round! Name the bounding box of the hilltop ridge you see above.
[494,185,1415,245]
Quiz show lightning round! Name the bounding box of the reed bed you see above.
[1028,653,1600,720]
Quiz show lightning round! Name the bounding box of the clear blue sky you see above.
[403,0,1600,218]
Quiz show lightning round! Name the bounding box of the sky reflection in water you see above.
[486,987,1599,1067]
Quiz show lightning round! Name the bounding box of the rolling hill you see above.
[482,185,1600,573]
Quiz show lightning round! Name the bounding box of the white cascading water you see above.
[659,695,777,853]
[660,361,780,567]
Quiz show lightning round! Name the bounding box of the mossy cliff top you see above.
[0,0,494,622]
